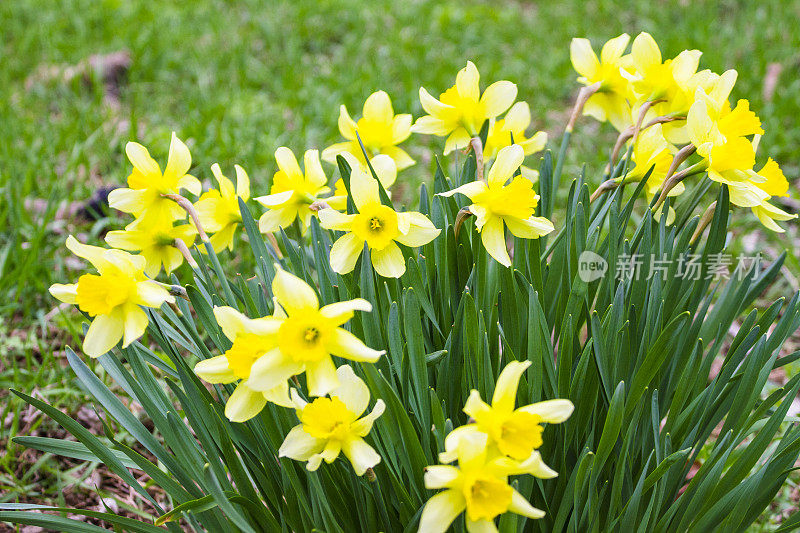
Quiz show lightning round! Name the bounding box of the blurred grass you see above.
[1,0,799,519]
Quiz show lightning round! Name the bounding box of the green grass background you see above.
[1,0,799,525]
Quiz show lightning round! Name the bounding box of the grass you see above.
[1,0,799,526]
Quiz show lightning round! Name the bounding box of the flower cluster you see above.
[572,32,796,230]
[419,361,573,531]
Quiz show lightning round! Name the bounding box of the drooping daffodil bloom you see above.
[194,163,251,252]
[245,266,384,397]
[570,34,634,131]
[746,159,797,232]
[412,61,518,154]
[108,133,201,226]
[439,144,554,267]
[484,101,547,180]
[49,236,174,358]
[418,431,546,533]
[322,90,414,171]
[193,306,293,422]
[440,360,572,472]
[318,168,440,277]
[279,365,385,475]
[326,152,397,211]
[105,217,196,277]
[256,147,330,234]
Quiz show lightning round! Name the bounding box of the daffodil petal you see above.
[395,212,440,247]
[438,181,488,199]
[463,390,492,419]
[329,328,384,362]
[342,438,381,476]
[279,424,325,460]
[224,383,267,422]
[363,90,393,123]
[349,168,381,210]
[275,146,303,179]
[305,357,339,397]
[83,313,124,358]
[487,144,524,185]
[194,355,236,384]
[504,216,554,239]
[318,208,356,231]
[418,490,467,533]
[272,267,319,314]
[351,400,385,437]
[370,241,406,278]
[480,80,517,118]
[329,233,364,274]
[466,518,499,533]
[491,360,531,412]
[329,364,370,416]
[49,283,78,304]
[423,465,460,489]
[480,217,511,267]
[444,128,471,155]
[319,298,372,326]
[122,303,149,348]
[247,350,303,391]
[125,142,160,176]
[519,399,575,423]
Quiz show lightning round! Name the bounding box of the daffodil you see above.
[318,168,440,278]
[256,147,330,234]
[440,360,572,469]
[326,152,397,211]
[246,267,384,397]
[439,144,554,267]
[484,101,547,180]
[194,163,250,252]
[419,432,546,533]
[322,90,414,170]
[747,158,797,232]
[193,306,293,422]
[279,365,385,475]
[108,133,201,226]
[412,61,517,154]
[570,34,634,131]
[49,236,174,358]
[105,218,196,277]
[626,32,702,104]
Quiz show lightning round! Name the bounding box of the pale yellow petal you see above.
[570,38,600,78]
[272,267,318,314]
[342,438,381,476]
[444,128,471,155]
[329,328,384,362]
[318,208,356,231]
[224,383,267,422]
[304,149,327,189]
[125,142,160,177]
[164,133,192,181]
[279,425,325,460]
[83,313,124,358]
[329,232,364,274]
[418,87,452,116]
[395,212,440,247]
[349,168,380,210]
[305,357,339,397]
[370,240,405,278]
[519,399,574,423]
[362,90,393,123]
[504,216,554,239]
[275,146,302,179]
[491,360,531,412]
[49,283,78,304]
[194,355,237,384]
[121,303,149,348]
[418,490,466,533]
[319,298,372,326]
[329,364,370,416]
[423,465,460,489]
[487,144,524,185]
[480,80,517,118]
[480,217,511,267]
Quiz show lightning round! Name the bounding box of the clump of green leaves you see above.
[3,133,800,532]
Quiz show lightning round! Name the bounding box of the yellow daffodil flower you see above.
[193,306,293,422]
[439,144,554,267]
[412,61,517,154]
[326,152,397,211]
[626,32,702,105]
[570,34,634,131]
[49,236,174,358]
[419,432,546,533]
[108,133,201,226]
[484,101,547,180]
[256,147,330,234]
[246,267,384,397]
[105,218,196,277]
[441,361,572,470]
[322,90,414,170]
[748,159,796,232]
[318,168,440,278]
[194,163,251,252]
[279,365,385,475]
